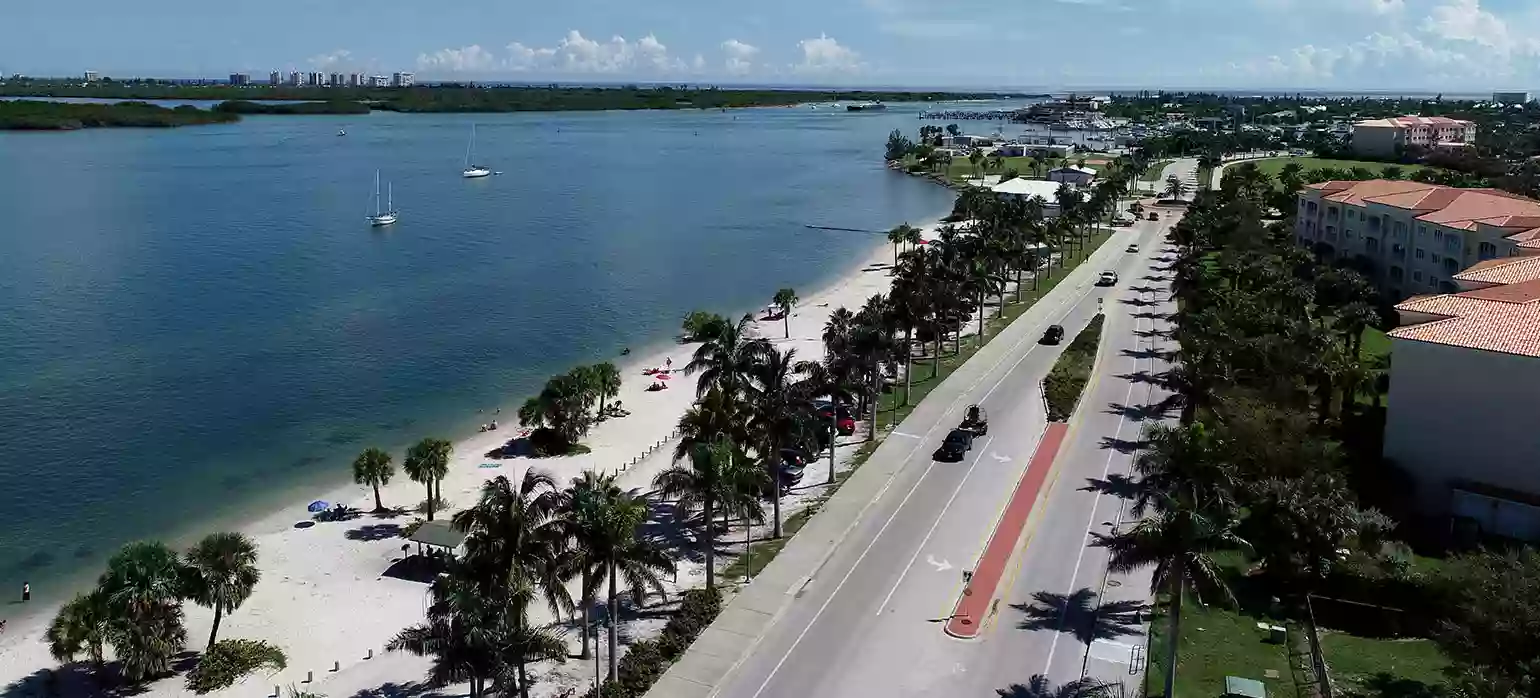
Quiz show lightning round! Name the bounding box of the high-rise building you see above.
[84,71,99,82]
[287,71,303,86]
[269,71,282,86]
[308,72,326,87]
[229,73,250,86]
[348,73,364,87]
[1493,91,1530,105]
[329,73,345,88]
[368,75,390,88]
[391,72,414,88]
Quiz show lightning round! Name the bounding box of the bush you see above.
[681,310,729,343]
[581,587,724,698]
[1043,314,1104,421]
[186,639,287,694]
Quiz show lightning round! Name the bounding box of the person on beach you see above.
[665,357,673,371]
[21,582,29,602]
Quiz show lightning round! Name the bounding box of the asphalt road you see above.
[711,215,1177,698]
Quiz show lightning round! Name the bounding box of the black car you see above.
[933,428,975,462]
[1041,324,1065,345]
[780,448,808,488]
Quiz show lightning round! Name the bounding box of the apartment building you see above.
[1385,255,1540,541]
[228,73,250,86]
[1295,180,1540,299]
[1492,91,1530,105]
[1351,115,1476,157]
[392,72,414,87]
[268,71,282,86]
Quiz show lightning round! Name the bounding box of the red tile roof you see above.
[1305,180,1540,239]
[1454,257,1540,285]
[1393,254,1540,357]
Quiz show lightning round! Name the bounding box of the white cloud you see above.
[693,54,706,71]
[308,49,352,70]
[721,39,759,75]
[1421,0,1535,55]
[418,30,685,75]
[793,34,863,74]
[416,44,500,73]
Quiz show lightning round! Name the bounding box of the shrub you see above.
[1043,314,1104,421]
[681,310,729,343]
[186,639,287,694]
[581,587,724,698]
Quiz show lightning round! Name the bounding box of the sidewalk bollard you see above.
[304,670,313,683]
[273,686,280,697]
[365,648,373,660]
[332,660,340,672]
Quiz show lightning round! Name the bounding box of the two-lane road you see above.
[710,217,1178,698]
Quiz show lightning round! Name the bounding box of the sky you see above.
[6,0,1540,91]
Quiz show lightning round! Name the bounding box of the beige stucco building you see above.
[1351,115,1475,157]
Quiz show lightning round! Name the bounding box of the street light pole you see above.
[828,406,837,484]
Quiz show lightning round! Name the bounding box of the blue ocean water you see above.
[0,103,957,604]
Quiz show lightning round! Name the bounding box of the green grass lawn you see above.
[1319,632,1450,698]
[1146,594,1297,698]
[1253,158,1431,188]
[1142,159,1174,182]
[1360,326,1391,362]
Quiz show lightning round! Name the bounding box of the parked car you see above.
[814,400,857,436]
[1041,324,1065,345]
[1097,270,1119,286]
[1148,212,1159,221]
[933,429,975,462]
[1111,217,1134,227]
[779,448,807,489]
[960,404,988,436]
[1126,244,1139,253]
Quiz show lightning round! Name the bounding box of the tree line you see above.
[0,99,239,130]
[1101,164,1540,697]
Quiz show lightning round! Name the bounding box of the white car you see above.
[1097,271,1119,286]
[1126,244,1139,253]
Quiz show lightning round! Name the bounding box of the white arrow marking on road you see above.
[991,453,1010,463]
[926,555,953,572]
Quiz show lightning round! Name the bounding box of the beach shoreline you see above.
[0,214,944,697]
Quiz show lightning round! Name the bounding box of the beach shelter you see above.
[407,520,467,558]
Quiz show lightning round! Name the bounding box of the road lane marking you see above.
[990,453,1010,463]
[874,436,994,616]
[731,241,1130,698]
[926,555,954,572]
[891,431,923,439]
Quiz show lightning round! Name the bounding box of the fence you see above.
[1303,595,1336,698]
[619,426,682,473]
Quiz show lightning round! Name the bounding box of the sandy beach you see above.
[0,226,937,698]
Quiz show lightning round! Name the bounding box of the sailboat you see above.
[462,124,491,178]
[367,170,398,227]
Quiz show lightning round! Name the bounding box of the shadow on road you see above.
[1120,347,1174,362]
[1104,402,1169,421]
[1014,588,1151,646]
[996,675,1117,698]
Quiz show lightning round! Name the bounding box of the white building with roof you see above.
[1351,115,1476,157]
[1385,254,1540,541]
[1046,165,1097,186]
[985,178,1064,217]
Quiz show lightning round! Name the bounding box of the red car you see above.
[816,402,857,435]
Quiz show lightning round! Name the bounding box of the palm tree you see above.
[654,437,763,592]
[1164,174,1189,201]
[404,438,453,520]
[352,447,395,512]
[686,313,763,401]
[183,532,261,650]
[997,674,1114,698]
[1095,500,1248,698]
[553,470,617,661]
[454,471,571,620]
[592,362,622,416]
[593,488,674,681]
[746,344,812,538]
[46,591,111,668]
[98,541,189,682]
[886,223,920,272]
[773,288,799,339]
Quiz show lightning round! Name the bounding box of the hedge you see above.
[186,639,287,694]
[582,587,724,698]
[1043,314,1105,421]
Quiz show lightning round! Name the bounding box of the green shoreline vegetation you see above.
[0,80,1027,112]
[0,99,238,130]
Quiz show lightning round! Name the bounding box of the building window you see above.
[1443,258,1459,274]
[1368,216,1381,231]
[1434,230,1444,242]
[1326,226,1338,240]
[1393,222,1406,238]
[1390,266,1404,281]
[1366,237,1378,252]
[1306,201,1318,215]
[1414,270,1423,282]
[1432,253,1441,263]
[1415,248,1425,259]
[1418,225,1427,238]
[1392,244,1406,259]
[1479,241,1498,259]
[1430,276,1439,287]
[1445,235,1461,251]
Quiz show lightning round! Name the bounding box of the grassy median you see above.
[1043,313,1105,421]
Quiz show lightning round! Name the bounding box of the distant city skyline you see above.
[6,0,1540,91]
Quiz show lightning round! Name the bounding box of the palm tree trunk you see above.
[704,495,716,591]
[207,601,223,650]
[868,369,880,442]
[770,442,784,538]
[977,291,986,340]
[783,313,790,340]
[372,483,383,512]
[1163,571,1186,698]
[580,572,592,660]
[1016,269,1024,303]
[425,481,435,520]
[607,563,619,682]
[893,243,899,271]
[518,659,531,698]
[902,327,913,406]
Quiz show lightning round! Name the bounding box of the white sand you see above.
[0,228,938,698]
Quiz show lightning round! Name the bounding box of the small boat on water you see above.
[846,102,887,112]
[462,124,491,178]
[337,128,346,136]
[367,170,398,227]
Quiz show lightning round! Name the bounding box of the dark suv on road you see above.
[933,428,975,462]
[1041,324,1065,345]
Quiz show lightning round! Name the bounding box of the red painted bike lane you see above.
[944,422,1069,639]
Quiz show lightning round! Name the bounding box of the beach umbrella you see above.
[308,500,331,513]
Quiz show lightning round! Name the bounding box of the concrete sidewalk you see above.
[645,235,1127,698]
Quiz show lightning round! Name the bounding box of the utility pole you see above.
[828,406,838,484]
